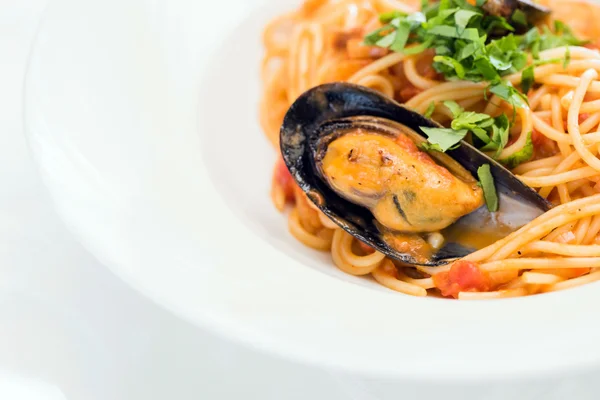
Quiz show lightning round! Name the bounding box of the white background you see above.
[0,1,242,398]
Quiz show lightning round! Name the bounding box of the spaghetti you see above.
[262,0,600,299]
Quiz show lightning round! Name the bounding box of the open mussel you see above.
[280,83,551,266]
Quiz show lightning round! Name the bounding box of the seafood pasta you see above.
[261,0,600,299]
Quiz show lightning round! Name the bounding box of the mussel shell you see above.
[516,0,552,24]
[483,0,551,25]
[280,82,551,266]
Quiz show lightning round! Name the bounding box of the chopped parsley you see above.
[364,0,586,110]
[511,9,527,27]
[477,164,499,212]
[419,101,511,158]
[521,21,589,58]
[424,101,436,118]
[489,80,527,110]
[520,65,535,94]
[420,126,467,152]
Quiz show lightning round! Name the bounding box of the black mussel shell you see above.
[280,83,551,266]
[483,0,551,27]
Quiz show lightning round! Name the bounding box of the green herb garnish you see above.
[522,22,589,55]
[499,131,534,168]
[521,65,535,94]
[363,0,585,102]
[419,101,511,156]
[477,164,499,212]
[424,101,436,118]
[489,81,528,110]
[380,10,406,23]
[511,9,527,27]
[480,114,510,158]
[419,127,468,152]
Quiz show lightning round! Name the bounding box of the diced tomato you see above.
[357,241,375,254]
[274,157,295,203]
[562,114,591,131]
[399,83,422,102]
[392,49,436,102]
[531,129,548,147]
[568,268,591,278]
[433,260,492,298]
[531,128,557,158]
[416,50,442,80]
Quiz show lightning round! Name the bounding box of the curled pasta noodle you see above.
[289,208,333,251]
[403,57,438,90]
[355,74,395,98]
[332,229,384,275]
[372,260,428,296]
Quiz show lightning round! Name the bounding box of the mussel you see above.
[483,0,551,26]
[280,83,551,266]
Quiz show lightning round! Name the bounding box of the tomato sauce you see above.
[433,260,492,298]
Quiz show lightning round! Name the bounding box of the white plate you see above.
[24,0,600,384]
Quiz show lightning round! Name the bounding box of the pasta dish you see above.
[261,0,600,299]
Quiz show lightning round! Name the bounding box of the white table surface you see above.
[0,2,239,398]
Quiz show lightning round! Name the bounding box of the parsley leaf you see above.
[363,25,395,46]
[474,58,500,80]
[523,27,541,59]
[380,10,406,23]
[522,22,589,56]
[391,19,412,51]
[455,9,481,29]
[422,100,512,156]
[451,111,492,130]
[419,127,468,152]
[490,81,528,109]
[477,164,499,212]
[511,9,527,27]
[443,100,463,118]
[434,55,466,78]
[532,57,562,66]
[424,101,436,118]
[480,114,510,157]
[428,25,481,40]
[419,142,445,152]
[521,65,535,94]
[376,30,397,47]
